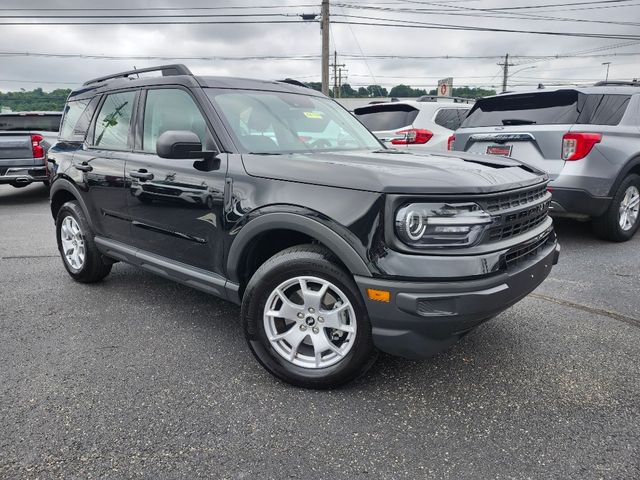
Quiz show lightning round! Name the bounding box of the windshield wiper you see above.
[501,118,536,125]
[248,152,283,155]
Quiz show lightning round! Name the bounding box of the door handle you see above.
[129,169,154,181]
[74,161,92,172]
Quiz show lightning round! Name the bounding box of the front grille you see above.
[477,184,551,242]
[483,184,548,213]
[504,229,554,269]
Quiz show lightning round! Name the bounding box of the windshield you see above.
[0,114,62,132]
[207,89,382,154]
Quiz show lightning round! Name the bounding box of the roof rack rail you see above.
[83,64,193,86]
[278,78,311,89]
[593,80,639,87]
[416,95,475,104]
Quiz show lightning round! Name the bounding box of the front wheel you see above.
[242,245,377,389]
[593,174,640,242]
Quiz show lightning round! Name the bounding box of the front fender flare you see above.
[226,212,372,284]
[49,178,94,229]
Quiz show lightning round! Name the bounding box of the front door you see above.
[124,87,227,275]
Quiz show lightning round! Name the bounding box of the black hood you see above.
[241,149,547,194]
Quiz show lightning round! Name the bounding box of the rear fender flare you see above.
[608,155,640,196]
[49,178,94,229]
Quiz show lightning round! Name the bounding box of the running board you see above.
[94,236,240,303]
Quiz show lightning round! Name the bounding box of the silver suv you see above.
[451,82,640,241]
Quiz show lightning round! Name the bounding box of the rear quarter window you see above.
[59,97,99,142]
[433,108,470,131]
[354,104,419,131]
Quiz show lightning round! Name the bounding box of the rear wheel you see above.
[56,201,112,283]
[593,174,640,242]
[242,245,377,389]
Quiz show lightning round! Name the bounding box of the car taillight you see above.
[562,132,602,161]
[447,134,455,150]
[31,134,45,159]
[391,128,433,145]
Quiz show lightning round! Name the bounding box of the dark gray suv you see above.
[451,82,640,241]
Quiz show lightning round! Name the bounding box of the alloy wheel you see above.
[618,185,640,231]
[60,216,86,270]
[263,276,357,369]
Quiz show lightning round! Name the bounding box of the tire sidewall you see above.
[243,249,375,388]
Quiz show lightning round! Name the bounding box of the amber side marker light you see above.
[367,288,390,303]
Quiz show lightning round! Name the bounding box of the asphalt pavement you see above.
[1,183,639,479]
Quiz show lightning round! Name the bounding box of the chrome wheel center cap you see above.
[305,316,316,327]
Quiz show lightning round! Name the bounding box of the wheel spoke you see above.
[272,288,303,321]
[321,303,354,332]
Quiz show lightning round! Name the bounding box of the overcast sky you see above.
[0,0,638,93]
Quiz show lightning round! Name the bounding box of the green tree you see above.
[0,88,71,112]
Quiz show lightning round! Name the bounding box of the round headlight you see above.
[405,210,426,241]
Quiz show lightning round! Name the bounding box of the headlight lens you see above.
[395,202,492,248]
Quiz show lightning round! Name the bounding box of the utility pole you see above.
[602,62,611,82]
[321,0,330,95]
[330,50,345,98]
[498,53,514,93]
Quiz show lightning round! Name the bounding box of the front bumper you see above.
[355,237,560,359]
[0,166,48,185]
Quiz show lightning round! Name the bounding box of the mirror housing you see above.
[156,130,216,160]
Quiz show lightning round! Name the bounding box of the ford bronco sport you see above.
[48,65,559,388]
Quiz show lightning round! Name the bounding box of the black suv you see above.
[49,65,560,388]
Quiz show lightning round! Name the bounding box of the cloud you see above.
[0,0,638,92]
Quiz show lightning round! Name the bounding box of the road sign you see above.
[437,77,453,97]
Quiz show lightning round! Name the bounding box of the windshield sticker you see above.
[303,111,323,119]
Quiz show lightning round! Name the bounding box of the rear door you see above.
[124,87,227,275]
[353,103,419,143]
[74,89,137,241]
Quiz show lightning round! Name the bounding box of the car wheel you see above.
[593,174,640,242]
[56,201,113,283]
[242,245,377,389]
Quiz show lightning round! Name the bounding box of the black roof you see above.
[69,63,324,101]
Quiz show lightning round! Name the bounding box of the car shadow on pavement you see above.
[0,184,49,205]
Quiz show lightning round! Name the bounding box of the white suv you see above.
[354,96,473,151]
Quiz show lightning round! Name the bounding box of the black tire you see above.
[55,201,112,283]
[242,245,378,389]
[592,174,640,242]
[10,182,28,189]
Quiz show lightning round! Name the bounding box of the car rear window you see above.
[462,90,631,128]
[433,108,470,131]
[354,104,419,131]
[0,113,62,132]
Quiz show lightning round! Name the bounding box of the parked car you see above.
[450,82,640,241]
[0,111,61,188]
[353,96,473,151]
[48,65,559,388]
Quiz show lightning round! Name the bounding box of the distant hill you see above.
[0,88,71,112]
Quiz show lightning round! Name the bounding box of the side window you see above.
[93,91,136,149]
[143,89,208,153]
[434,108,468,131]
[59,97,99,142]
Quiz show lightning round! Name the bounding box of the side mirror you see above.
[156,130,216,160]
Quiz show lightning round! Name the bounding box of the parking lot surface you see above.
[1,184,639,479]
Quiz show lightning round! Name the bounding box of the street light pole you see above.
[321,0,330,95]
